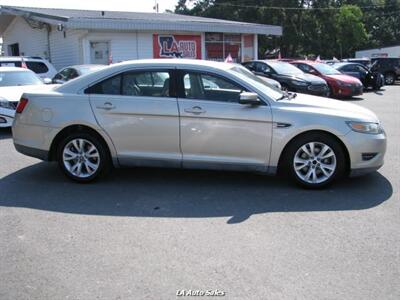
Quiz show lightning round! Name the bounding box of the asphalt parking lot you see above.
[0,87,399,300]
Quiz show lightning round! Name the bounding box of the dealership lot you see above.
[0,87,399,299]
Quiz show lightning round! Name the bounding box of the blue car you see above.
[332,62,384,90]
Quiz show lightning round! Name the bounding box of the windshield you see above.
[313,63,341,75]
[267,61,303,75]
[0,70,43,87]
[229,65,284,101]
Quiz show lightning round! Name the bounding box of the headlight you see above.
[0,99,15,110]
[337,81,352,87]
[291,80,308,86]
[346,121,383,134]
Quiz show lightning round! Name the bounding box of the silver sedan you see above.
[12,59,386,188]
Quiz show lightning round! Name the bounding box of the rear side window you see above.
[86,75,121,95]
[26,62,49,74]
[85,71,171,97]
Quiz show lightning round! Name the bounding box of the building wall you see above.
[2,16,48,58]
[82,31,153,64]
[49,28,87,70]
[356,45,400,58]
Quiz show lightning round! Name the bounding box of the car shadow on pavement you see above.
[0,128,12,140]
[0,162,393,224]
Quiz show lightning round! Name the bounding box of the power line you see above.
[209,2,397,11]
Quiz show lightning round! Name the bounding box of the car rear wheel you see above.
[57,132,111,182]
[282,133,346,188]
[384,72,395,85]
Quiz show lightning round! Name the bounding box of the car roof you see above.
[113,59,235,70]
[0,66,34,72]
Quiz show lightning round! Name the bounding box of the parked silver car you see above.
[12,59,386,188]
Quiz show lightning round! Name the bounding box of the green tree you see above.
[335,5,367,57]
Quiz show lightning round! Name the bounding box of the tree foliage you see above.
[174,0,400,58]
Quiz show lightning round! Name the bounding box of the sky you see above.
[0,0,180,13]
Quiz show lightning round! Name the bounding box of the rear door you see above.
[88,69,181,167]
[176,69,273,171]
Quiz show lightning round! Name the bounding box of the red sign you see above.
[153,34,202,59]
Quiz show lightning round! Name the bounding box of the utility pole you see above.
[153,0,159,13]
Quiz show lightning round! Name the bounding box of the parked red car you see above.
[290,60,364,98]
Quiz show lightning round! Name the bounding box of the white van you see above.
[0,56,57,81]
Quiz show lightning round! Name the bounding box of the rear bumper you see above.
[14,143,49,161]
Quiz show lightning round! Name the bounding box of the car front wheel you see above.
[57,132,111,182]
[283,133,346,188]
[384,72,395,85]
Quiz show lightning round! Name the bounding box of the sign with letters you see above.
[153,34,202,59]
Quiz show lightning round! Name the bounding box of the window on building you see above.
[205,33,242,62]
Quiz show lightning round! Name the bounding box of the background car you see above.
[0,56,57,81]
[291,60,364,98]
[52,64,107,84]
[12,59,386,189]
[242,60,329,97]
[332,62,384,90]
[256,75,282,90]
[0,67,54,127]
[370,57,400,85]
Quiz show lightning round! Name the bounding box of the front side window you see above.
[182,71,245,103]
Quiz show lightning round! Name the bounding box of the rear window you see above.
[0,71,43,87]
[26,62,49,74]
[0,61,49,74]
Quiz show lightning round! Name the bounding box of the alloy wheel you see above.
[62,138,100,178]
[293,141,337,184]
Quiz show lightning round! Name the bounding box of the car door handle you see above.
[97,102,115,110]
[184,106,206,114]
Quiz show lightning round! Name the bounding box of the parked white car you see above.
[12,59,386,188]
[0,56,57,81]
[0,67,55,127]
[52,64,107,84]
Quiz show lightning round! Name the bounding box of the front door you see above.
[90,42,109,65]
[88,69,181,167]
[177,70,273,171]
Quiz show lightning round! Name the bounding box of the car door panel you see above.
[177,71,273,171]
[89,70,181,167]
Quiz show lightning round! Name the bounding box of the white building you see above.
[356,45,400,58]
[0,6,282,70]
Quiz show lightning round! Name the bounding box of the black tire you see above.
[384,72,395,85]
[281,132,346,189]
[57,132,111,183]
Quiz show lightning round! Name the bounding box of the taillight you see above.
[16,98,28,113]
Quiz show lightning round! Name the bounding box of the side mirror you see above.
[43,78,52,84]
[239,92,261,105]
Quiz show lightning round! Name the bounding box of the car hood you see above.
[325,74,362,84]
[0,84,57,102]
[276,73,326,84]
[280,93,378,122]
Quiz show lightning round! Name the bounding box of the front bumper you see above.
[341,129,387,176]
[0,114,14,128]
[334,85,363,97]
[294,85,330,97]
